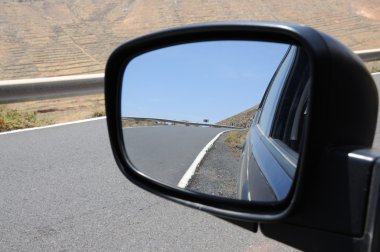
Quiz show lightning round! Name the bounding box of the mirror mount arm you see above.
[261,149,380,251]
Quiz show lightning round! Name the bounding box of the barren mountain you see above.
[1,0,379,80]
[218,105,259,128]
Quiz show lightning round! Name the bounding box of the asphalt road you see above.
[2,74,378,251]
[373,73,380,150]
[0,119,297,251]
[122,126,227,187]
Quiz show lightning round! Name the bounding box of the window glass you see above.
[258,46,297,136]
[271,48,310,152]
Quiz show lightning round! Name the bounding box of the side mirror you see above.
[105,22,378,227]
[121,41,307,204]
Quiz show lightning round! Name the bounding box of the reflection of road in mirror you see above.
[184,106,256,198]
[119,41,300,202]
[121,104,256,200]
[122,124,232,188]
[186,129,248,199]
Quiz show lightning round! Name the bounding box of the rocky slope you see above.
[217,105,259,128]
[1,0,379,80]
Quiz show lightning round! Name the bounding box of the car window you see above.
[258,46,297,136]
[258,46,310,155]
[271,48,310,152]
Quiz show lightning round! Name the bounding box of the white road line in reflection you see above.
[177,130,231,188]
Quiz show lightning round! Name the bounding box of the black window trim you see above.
[255,44,304,179]
[257,45,294,134]
[256,124,297,179]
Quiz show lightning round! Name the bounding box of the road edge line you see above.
[0,116,106,135]
[177,130,231,188]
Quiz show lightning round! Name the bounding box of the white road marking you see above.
[348,153,374,162]
[0,116,106,136]
[177,130,231,188]
[0,73,104,86]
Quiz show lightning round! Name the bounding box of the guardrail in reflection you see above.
[122,117,244,129]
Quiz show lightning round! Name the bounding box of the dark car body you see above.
[238,45,310,202]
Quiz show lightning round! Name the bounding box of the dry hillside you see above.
[218,105,259,128]
[0,0,379,130]
[1,0,380,80]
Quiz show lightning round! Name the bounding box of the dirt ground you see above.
[1,0,380,80]
[1,0,379,128]
[2,94,105,126]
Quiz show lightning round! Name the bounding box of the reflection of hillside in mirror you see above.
[185,105,258,199]
[121,40,308,203]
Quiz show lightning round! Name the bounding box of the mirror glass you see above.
[121,40,310,203]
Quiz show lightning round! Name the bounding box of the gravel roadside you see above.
[187,133,240,199]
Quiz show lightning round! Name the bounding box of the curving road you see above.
[123,126,227,186]
[2,74,378,251]
[0,119,296,251]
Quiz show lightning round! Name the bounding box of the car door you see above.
[238,45,310,202]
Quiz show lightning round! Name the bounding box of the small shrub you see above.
[0,106,52,132]
[92,111,106,117]
[224,129,248,149]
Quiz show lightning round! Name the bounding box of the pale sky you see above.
[121,40,290,123]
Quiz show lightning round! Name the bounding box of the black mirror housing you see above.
[104,22,378,228]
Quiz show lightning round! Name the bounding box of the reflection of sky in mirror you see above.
[122,41,289,123]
